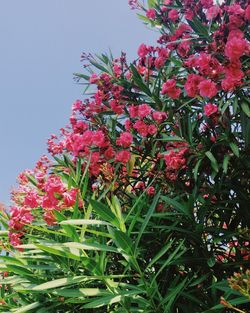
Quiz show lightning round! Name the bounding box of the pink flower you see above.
[72,99,83,111]
[24,191,39,208]
[226,4,244,16]
[9,206,34,231]
[129,105,138,118]
[184,74,204,97]
[164,149,186,171]
[147,124,157,135]
[92,130,106,147]
[146,9,156,20]
[43,210,56,226]
[152,111,167,123]
[138,104,152,118]
[44,175,65,197]
[155,57,166,69]
[138,44,148,58]
[116,132,133,148]
[110,99,124,115]
[115,150,131,164]
[146,186,155,196]
[9,232,23,247]
[133,120,149,137]
[245,5,250,20]
[206,5,221,20]
[63,188,78,207]
[124,119,132,131]
[225,37,247,61]
[168,9,179,22]
[128,0,139,10]
[161,79,181,99]
[104,146,115,159]
[89,73,98,84]
[198,79,217,98]
[204,103,218,117]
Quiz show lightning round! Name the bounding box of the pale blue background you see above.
[0,1,157,204]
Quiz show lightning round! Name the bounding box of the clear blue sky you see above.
[0,1,157,204]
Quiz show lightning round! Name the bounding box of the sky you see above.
[0,1,158,204]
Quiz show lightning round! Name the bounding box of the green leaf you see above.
[60,241,119,253]
[111,196,126,232]
[35,244,81,261]
[229,142,239,157]
[89,59,109,73]
[241,110,250,147]
[241,101,250,117]
[130,64,152,97]
[73,73,90,81]
[90,199,120,229]
[205,151,219,173]
[135,192,161,249]
[161,195,192,219]
[52,288,109,298]
[187,17,212,41]
[110,229,134,255]
[158,135,185,142]
[12,302,42,313]
[60,219,111,226]
[29,276,88,291]
[207,257,216,268]
[193,159,202,181]
[147,239,174,269]
[209,296,249,310]
[222,155,230,173]
[147,0,156,7]
[82,290,141,309]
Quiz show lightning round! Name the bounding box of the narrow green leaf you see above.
[161,195,192,219]
[135,192,161,249]
[111,229,134,255]
[147,240,174,269]
[229,142,239,157]
[12,302,41,313]
[29,277,86,291]
[60,219,111,226]
[52,288,109,298]
[222,155,230,173]
[130,64,152,97]
[241,101,250,117]
[205,151,219,173]
[90,199,120,229]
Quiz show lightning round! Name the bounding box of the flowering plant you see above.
[0,0,250,312]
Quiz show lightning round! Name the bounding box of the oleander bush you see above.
[0,0,250,312]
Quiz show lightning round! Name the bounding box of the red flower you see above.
[116,132,133,148]
[8,232,23,247]
[115,150,131,164]
[146,186,155,196]
[161,79,181,99]
[168,9,179,22]
[63,188,78,207]
[206,5,221,20]
[137,43,148,58]
[9,206,34,231]
[164,149,187,171]
[134,120,149,137]
[198,79,217,98]
[225,37,247,61]
[204,103,218,117]
[245,5,250,20]
[138,104,152,118]
[184,74,203,97]
[146,9,156,20]
[24,191,39,208]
